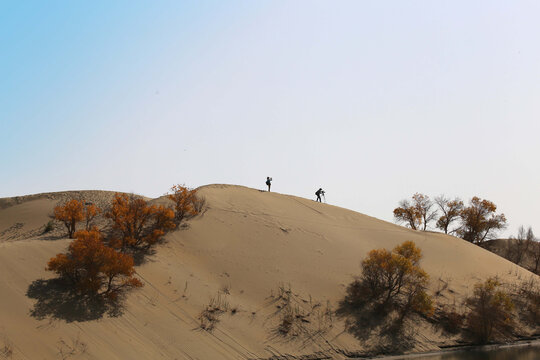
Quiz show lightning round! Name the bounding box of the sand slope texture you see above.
[0,185,536,359]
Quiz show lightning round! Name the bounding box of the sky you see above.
[1,1,539,237]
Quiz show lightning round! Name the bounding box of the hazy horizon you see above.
[2,1,539,237]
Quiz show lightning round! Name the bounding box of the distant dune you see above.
[0,185,536,359]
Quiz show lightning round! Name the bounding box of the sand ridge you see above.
[0,185,536,359]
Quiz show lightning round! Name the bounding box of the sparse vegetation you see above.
[199,292,231,331]
[56,334,87,359]
[271,284,334,338]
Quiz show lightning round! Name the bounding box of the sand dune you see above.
[0,185,536,359]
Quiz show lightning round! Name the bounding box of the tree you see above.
[84,203,101,231]
[54,199,84,238]
[434,195,464,234]
[393,193,437,231]
[349,241,433,321]
[167,185,204,224]
[47,229,142,297]
[465,278,514,343]
[105,193,176,253]
[412,193,437,231]
[457,197,507,244]
[505,226,533,266]
[393,200,421,230]
[531,240,540,275]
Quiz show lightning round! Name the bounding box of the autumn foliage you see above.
[168,184,204,224]
[347,241,433,321]
[457,197,507,244]
[54,200,85,238]
[84,203,101,230]
[105,193,176,253]
[47,229,142,297]
[393,193,436,231]
[394,194,507,244]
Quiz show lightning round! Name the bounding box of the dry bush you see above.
[512,278,540,326]
[54,199,85,238]
[168,185,204,224]
[349,241,433,322]
[271,284,333,338]
[56,334,87,360]
[105,193,176,253]
[0,337,13,359]
[199,292,230,331]
[434,304,464,334]
[464,278,514,343]
[47,228,142,298]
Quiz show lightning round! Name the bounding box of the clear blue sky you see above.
[1,1,539,237]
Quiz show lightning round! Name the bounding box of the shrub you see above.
[168,185,203,224]
[349,241,433,321]
[46,229,142,297]
[105,193,176,253]
[43,220,55,234]
[465,278,514,343]
[54,199,84,238]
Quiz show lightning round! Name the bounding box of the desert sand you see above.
[0,185,537,359]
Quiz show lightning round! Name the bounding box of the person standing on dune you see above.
[266,177,272,192]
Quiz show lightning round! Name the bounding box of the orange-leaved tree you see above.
[347,241,433,321]
[54,199,85,238]
[168,184,204,224]
[457,197,507,244]
[46,228,142,297]
[105,193,176,253]
[84,203,101,230]
[393,193,436,231]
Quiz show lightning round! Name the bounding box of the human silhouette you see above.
[315,188,324,202]
[266,177,272,192]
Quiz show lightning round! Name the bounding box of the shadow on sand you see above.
[26,278,124,322]
[336,291,416,354]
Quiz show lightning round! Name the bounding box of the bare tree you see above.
[505,226,533,266]
[434,195,464,234]
[531,239,540,275]
[412,193,438,231]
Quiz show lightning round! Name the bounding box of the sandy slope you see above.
[0,185,536,359]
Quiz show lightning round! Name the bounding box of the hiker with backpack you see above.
[315,188,325,202]
[266,177,272,192]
